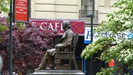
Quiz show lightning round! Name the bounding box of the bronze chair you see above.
[55,34,79,70]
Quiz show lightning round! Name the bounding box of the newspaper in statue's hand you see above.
[54,43,64,48]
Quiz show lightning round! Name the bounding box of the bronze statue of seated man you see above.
[36,20,74,70]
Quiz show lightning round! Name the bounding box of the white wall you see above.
[98,0,119,23]
[31,0,119,24]
[31,0,80,19]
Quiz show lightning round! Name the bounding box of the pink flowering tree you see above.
[0,17,59,74]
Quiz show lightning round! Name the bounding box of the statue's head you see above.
[62,20,71,31]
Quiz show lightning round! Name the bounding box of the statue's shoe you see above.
[49,65,55,70]
[35,67,45,70]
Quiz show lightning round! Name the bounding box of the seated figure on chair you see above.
[37,20,74,70]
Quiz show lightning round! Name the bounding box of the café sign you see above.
[30,18,85,35]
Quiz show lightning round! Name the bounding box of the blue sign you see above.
[128,33,133,39]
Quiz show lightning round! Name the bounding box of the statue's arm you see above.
[55,37,73,48]
[55,32,73,48]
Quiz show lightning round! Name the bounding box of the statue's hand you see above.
[54,43,64,48]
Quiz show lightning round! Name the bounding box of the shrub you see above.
[0,17,59,74]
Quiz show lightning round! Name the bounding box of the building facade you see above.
[31,0,119,25]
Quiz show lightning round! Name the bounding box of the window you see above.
[81,0,94,16]
[80,0,98,23]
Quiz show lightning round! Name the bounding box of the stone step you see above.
[33,70,84,75]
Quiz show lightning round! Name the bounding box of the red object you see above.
[30,18,85,35]
[14,0,29,22]
[108,59,114,67]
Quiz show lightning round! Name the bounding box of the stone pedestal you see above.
[33,70,84,75]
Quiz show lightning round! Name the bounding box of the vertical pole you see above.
[114,60,117,75]
[9,0,13,75]
[84,14,93,75]
[83,60,87,75]
[0,55,3,75]
[90,14,93,75]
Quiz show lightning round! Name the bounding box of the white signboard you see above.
[84,27,133,44]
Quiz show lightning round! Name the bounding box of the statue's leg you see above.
[38,51,49,70]
[38,48,56,70]
[47,49,57,69]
